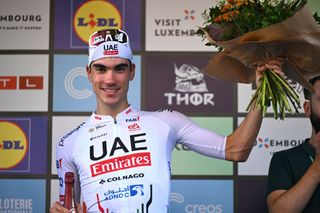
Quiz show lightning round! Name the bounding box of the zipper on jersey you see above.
[114,118,117,124]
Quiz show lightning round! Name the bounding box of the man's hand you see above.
[256,59,284,87]
[50,201,83,213]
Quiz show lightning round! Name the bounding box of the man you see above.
[50,28,282,212]
[267,75,320,213]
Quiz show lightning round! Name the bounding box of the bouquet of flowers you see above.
[197,0,320,119]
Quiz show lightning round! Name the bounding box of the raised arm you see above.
[225,60,283,162]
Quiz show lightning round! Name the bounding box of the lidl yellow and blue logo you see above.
[0,121,28,169]
[74,0,122,43]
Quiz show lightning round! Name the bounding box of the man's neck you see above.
[95,103,130,119]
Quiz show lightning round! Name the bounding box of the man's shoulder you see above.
[272,139,310,160]
[57,120,87,147]
[142,107,187,120]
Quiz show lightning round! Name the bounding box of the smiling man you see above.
[50,28,282,213]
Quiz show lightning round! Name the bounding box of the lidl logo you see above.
[0,121,28,169]
[74,0,122,43]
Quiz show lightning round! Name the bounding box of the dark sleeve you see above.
[267,152,294,195]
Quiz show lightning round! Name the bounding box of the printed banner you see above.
[54,0,141,50]
[170,179,233,212]
[172,117,233,175]
[146,0,218,51]
[0,55,48,111]
[0,179,46,212]
[0,0,50,49]
[0,116,47,174]
[144,55,234,115]
[238,117,311,175]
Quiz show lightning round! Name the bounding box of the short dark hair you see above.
[303,75,320,100]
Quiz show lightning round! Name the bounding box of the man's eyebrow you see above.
[92,63,106,69]
[92,63,129,69]
[114,63,129,69]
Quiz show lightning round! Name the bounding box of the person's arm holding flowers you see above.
[225,59,284,161]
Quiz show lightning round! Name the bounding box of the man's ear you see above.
[86,65,92,82]
[129,63,136,81]
[304,101,311,117]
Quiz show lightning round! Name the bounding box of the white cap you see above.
[88,29,133,65]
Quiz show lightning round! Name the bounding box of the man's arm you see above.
[267,157,320,212]
[224,60,283,162]
[267,134,320,212]
[225,106,262,162]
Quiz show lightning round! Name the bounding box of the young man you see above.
[267,75,320,213]
[50,29,282,213]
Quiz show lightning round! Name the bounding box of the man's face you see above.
[309,80,320,133]
[87,57,135,109]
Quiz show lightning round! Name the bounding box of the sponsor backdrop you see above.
[0,0,319,212]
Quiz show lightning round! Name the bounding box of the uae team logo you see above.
[73,0,122,44]
[0,121,28,170]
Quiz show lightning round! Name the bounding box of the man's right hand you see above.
[49,201,83,213]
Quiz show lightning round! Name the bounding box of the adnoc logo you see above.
[74,0,122,43]
[0,121,28,169]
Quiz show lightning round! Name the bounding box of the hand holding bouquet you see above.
[197,0,320,119]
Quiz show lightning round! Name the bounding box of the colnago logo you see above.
[73,1,122,43]
[169,193,223,213]
[153,10,197,37]
[90,152,151,177]
[164,63,215,106]
[106,173,145,183]
[0,76,43,90]
[0,121,28,169]
[255,137,304,149]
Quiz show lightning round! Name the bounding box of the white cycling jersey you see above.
[56,106,226,213]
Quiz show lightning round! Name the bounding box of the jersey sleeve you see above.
[56,130,81,204]
[267,152,294,195]
[158,109,226,159]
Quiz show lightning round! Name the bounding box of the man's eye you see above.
[115,67,126,72]
[94,66,105,72]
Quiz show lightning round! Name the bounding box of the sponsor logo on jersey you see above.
[74,1,122,44]
[128,123,141,131]
[0,121,28,169]
[89,133,147,161]
[93,185,153,212]
[104,184,144,201]
[90,132,108,141]
[90,152,151,177]
[56,158,62,169]
[125,117,140,122]
[58,122,85,147]
[105,173,145,183]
